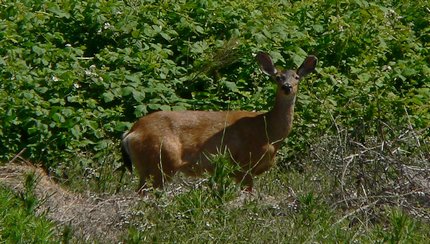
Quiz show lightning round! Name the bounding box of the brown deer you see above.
[121,52,317,193]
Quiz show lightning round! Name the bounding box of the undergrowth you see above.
[0,173,59,243]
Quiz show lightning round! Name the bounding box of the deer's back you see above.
[127,110,277,172]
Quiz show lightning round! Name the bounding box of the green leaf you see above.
[131,30,140,38]
[71,125,81,139]
[160,32,171,41]
[125,74,141,83]
[312,24,324,33]
[224,81,239,92]
[36,87,48,94]
[134,104,147,117]
[48,5,71,18]
[121,87,134,96]
[51,113,65,123]
[195,25,204,34]
[132,91,145,101]
[102,91,115,103]
[160,105,171,111]
[32,46,45,56]
[94,140,109,151]
[61,108,74,117]
[114,121,132,132]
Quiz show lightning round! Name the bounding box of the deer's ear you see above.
[297,55,317,78]
[256,52,277,76]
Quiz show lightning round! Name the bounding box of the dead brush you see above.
[301,124,430,225]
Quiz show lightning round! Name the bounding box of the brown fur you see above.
[121,52,317,193]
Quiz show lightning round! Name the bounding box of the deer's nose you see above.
[281,84,292,94]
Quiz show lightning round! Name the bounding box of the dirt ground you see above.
[0,163,142,242]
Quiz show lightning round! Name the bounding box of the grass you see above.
[0,173,59,243]
[121,168,430,243]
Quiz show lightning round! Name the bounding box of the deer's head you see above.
[256,52,317,96]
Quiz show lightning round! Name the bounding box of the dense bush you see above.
[1,0,429,174]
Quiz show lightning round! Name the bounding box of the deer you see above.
[120,52,317,193]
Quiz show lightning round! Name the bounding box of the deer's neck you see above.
[265,90,297,145]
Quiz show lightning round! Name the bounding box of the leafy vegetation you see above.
[0,0,429,242]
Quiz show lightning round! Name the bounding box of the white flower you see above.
[104,22,111,29]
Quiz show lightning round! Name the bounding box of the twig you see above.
[340,155,355,208]
[403,106,421,147]
[334,200,379,225]
[8,148,27,164]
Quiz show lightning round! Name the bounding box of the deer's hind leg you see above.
[134,138,185,193]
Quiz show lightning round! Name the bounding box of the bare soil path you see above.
[0,163,140,242]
